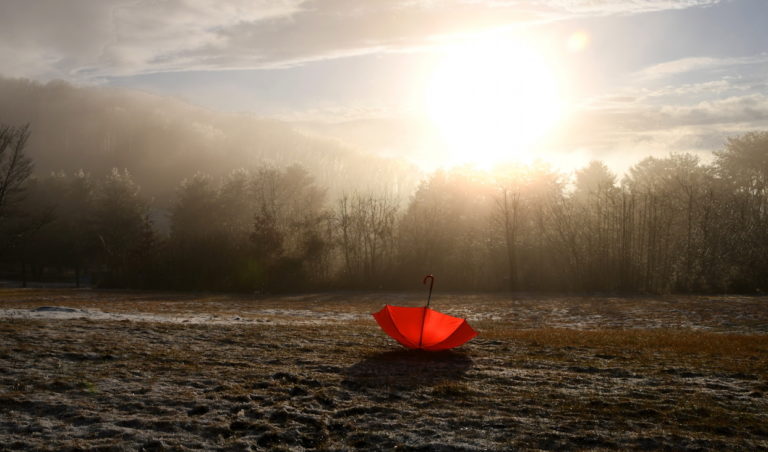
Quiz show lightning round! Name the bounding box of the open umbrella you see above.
[372,274,477,351]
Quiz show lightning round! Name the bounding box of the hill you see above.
[0,77,420,205]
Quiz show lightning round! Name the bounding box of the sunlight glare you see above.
[424,35,564,169]
[567,31,589,52]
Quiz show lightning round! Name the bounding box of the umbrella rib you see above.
[418,306,428,348]
[423,319,472,350]
[424,319,477,350]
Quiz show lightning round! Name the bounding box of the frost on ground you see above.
[0,290,767,450]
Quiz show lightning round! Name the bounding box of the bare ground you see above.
[0,289,767,451]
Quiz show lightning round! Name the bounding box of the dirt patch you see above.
[0,290,767,450]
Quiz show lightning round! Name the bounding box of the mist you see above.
[3,2,768,450]
[3,80,768,294]
[0,76,420,205]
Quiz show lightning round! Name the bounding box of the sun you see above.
[423,35,564,168]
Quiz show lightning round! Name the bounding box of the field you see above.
[1,289,767,451]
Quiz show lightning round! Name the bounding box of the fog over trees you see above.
[1,78,768,294]
[0,77,418,204]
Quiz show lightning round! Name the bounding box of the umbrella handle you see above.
[422,274,434,308]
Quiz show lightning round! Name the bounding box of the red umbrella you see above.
[372,275,478,351]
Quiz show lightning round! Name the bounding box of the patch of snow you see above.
[33,306,81,313]
[0,307,367,325]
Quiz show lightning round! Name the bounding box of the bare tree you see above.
[90,169,150,286]
[714,131,768,290]
[496,187,521,290]
[335,192,399,284]
[0,124,33,219]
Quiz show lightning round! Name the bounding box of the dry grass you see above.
[1,289,767,450]
[482,327,768,374]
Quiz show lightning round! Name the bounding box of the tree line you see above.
[2,122,768,294]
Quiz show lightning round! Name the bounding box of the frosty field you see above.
[1,290,767,450]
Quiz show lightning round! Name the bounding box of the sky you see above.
[1,0,767,174]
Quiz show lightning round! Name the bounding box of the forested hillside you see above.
[0,77,418,204]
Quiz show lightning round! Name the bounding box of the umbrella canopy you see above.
[372,275,477,351]
[373,305,477,350]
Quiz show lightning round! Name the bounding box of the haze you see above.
[1,0,766,175]
[4,3,768,449]
[2,0,768,294]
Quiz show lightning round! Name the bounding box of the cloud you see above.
[538,57,768,174]
[634,57,721,80]
[0,0,722,80]
[527,0,720,15]
[565,93,768,146]
[635,54,768,82]
[0,0,303,79]
[658,93,768,126]
[558,52,768,158]
[0,0,747,178]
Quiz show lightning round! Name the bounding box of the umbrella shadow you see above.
[341,349,474,391]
